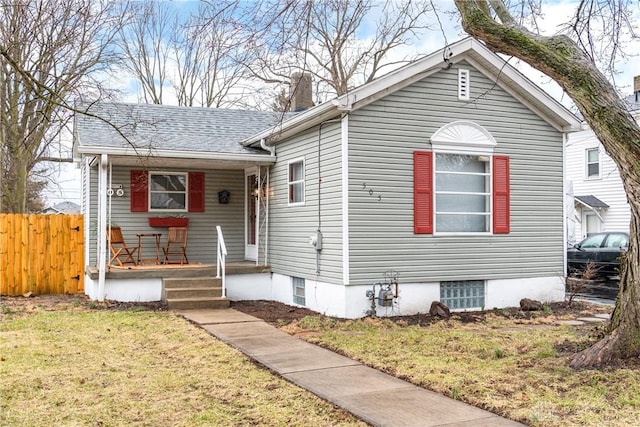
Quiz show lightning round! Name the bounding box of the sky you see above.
[41,0,640,207]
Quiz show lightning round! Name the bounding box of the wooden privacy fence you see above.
[0,214,84,296]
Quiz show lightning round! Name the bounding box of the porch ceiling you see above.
[105,154,273,170]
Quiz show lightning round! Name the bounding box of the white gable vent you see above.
[458,69,470,100]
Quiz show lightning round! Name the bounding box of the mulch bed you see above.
[1,294,611,327]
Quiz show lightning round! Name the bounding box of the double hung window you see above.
[288,159,305,205]
[149,172,187,211]
[586,148,600,178]
[435,154,490,233]
[414,121,509,235]
[130,170,204,213]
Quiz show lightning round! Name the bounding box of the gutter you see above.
[260,138,275,156]
[241,101,340,147]
[75,146,276,164]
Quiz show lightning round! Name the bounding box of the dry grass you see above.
[283,311,640,427]
[0,302,364,426]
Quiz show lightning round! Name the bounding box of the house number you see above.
[362,183,382,202]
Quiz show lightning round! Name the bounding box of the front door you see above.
[583,211,601,239]
[245,169,258,261]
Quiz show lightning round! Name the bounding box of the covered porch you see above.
[83,152,273,303]
[72,102,288,305]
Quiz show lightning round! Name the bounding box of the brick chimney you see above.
[290,72,313,112]
[635,75,640,102]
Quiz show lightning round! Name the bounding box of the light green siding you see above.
[346,62,565,285]
[268,122,344,283]
[88,166,247,266]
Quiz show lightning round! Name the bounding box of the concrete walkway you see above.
[178,308,524,427]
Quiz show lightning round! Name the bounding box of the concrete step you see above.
[163,277,221,289]
[167,297,230,310]
[165,286,223,299]
[163,277,226,309]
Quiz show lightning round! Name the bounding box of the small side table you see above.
[136,233,162,265]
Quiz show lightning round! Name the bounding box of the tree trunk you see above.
[454,0,640,368]
[570,199,640,368]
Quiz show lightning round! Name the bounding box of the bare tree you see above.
[453,0,640,368]
[244,0,432,106]
[118,1,250,108]
[172,2,252,108]
[0,0,123,213]
[116,1,176,105]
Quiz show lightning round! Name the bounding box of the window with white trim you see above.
[288,159,305,205]
[435,154,490,233]
[586,148,600,178]
[292,277,305,305]
[149,172,187,211]
[414,121,510,235]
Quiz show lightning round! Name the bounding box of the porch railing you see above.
[216,225,227,298]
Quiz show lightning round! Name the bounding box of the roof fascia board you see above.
[342,39,475,111]
[241,41,463,147]
[76,146,275,164]
[242,103,338,146]
[463,53,580,132]
[243,37,579,144]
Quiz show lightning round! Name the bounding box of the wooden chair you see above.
[108,226,138,266]
[163,227,189,265]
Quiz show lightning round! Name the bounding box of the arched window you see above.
[414,121,509,234]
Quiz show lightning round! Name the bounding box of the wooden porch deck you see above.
[86,261,270,280]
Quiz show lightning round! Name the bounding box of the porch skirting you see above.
[84,263,271,303]
[85,277,161,302]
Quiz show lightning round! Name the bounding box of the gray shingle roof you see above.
[75,103,292,155]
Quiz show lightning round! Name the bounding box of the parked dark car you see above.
[567,232,629,278]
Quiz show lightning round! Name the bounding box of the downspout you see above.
[97,154,108,301]
[260,138,275,156]
[315,117,344,274]
[562,132,568,279]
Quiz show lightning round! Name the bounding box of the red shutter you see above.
[188,172,205,212]
[414,151,433,234]
[130,170,148,212]
[493,156,510,234]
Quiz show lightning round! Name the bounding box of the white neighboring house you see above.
[566,77,640,244]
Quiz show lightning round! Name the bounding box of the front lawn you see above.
[279,305,639,427]
[0,300,364,427]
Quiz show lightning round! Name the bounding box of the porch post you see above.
[256,167,261,266]
[264,167,270,266]
[97,153,108,301]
